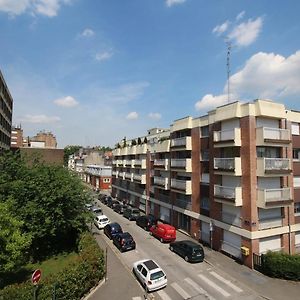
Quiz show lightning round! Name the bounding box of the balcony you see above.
[170,136,192,150]
[125,172,133,181]
[256,127,291,146]
[257,158,292,176]
[214,157,242,176]
[152,139,170,153]
[214,185,242,206]
[112,171,119,178]
[171,158,192,172]
[118,171,125,180]
[221,211,242,227]
[134,159,147,169]
[257,187,293,208]
[124,160,133,168]
[133,174,146,184]
[213,128,241,147]
[128,145,137,155]
[153,159,169,170]
[153,176,169,190]
[170,179,192,195]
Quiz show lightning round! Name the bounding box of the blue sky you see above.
[1,0,300,148]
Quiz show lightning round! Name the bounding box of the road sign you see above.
[31,269,42,285]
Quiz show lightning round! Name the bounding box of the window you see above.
[294,176,300,188]
[103,178,111,183]
[201,196,210,211]
[201,126,209,137]
[291,123,300,135]
[201,150,209,161]
[295,203,300,216]
[293,149,300,160]
[141,268,148,277]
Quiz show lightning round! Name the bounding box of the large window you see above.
[201,126,209,137]
[295,203,300,216]
[201,196,210,211]
[293,149,300,160]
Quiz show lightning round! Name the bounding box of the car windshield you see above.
[132,209,139,214]
[100,218,108,222]
[192,248,202,254]
[150,271,164,280]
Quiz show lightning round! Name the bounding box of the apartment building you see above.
[84,165,112,191]
[112,99,300,269]
[0,70,13,151]
[11,125,23,148]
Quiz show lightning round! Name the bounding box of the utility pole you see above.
[226,40,231,103]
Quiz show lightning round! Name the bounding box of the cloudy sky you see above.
[1,0,300,148]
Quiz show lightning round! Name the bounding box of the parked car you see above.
[91,207,103,216]
[112,232,136,252]
[104,222,123,239]
[94,215,110,229]
[123,207,140,221]
[132,259,167,292]
[169,240,205,262]
[108,200,119,209]
[100,195,109,205]
[85,203,93,211]
[149,223,176,243]
[106,196,113,207]
[113,203,127,214]
[136,214,158,231]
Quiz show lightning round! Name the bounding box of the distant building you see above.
[23,131,57,149]
[0,70,13,151]
[11,125,23,148]
[84,165,112,191]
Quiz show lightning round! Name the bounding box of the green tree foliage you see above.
[0,151,90,263]
[63,145,81,166]
[0,201,32,273]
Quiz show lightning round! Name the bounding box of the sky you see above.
[1,0,300,148]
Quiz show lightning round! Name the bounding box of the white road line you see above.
[184,277,216,300]
[156,289,173,300]
[171,282,191,299]
[209,271,243,293]
[198,274,231,298]
[132,297,142,300]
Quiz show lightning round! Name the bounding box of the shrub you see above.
[261,251,300,281]
[0,232,104,300]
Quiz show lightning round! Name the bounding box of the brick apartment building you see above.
[84,165,112,191]
[11,125,23,148]
[112,99,300,268]
[0,70,13,151]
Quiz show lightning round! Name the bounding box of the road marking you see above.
[171,282,191,299]
[209,271,243,293]
[156,290,172,300]
[132,297,142,300]
[184,277,216,300]
[198,274,231,298]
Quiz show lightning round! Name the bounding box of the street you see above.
[88,197,300,300]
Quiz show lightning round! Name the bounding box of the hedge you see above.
[261,251,300,281]
[0,232,105,300]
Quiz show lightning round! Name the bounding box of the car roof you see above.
[157,223,175,229]
[97,214,108,219]
[175,240,201,247]
[118,232,132,238]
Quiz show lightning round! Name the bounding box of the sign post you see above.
[32,269,42,300]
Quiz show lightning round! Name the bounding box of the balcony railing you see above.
[257,158,292,176]
[256,127,291,145]
[134,159,146,169]
[153,159,169,170]
[125,172,133,181]
[171,158,192,172]
[118,171,125,179]
[214,157,242,175]
[171,136,192,150]
[170,179,192,194]
[112,171,119,178]
[257,187,292,208]
[214,185,242,206]
[174,198,192,210]
[133,174,146,184]
[213,128,241,146]
[153,176,169,189]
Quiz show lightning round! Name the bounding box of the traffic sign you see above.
[31,269,42,285]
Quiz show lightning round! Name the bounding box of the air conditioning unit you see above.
[241,246,250,256]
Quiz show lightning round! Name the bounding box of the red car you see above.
[150,223,176,243]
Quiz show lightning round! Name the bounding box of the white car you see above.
[94,215,110,229]
[132,259,167,292]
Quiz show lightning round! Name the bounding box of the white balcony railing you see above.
[170,179,192,194]
[257,157,292,176]
[133,174,146,184]
[257,127,291,145]
[257,187,292,208]
[171,158,192,172]
[214,157,241,175]
[214,185,242,206]
[154,159,169,169]
[213,128,241,146]
[171,136,192,150]
[153,176,169,189]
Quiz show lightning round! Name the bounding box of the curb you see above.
[82,279,105,300]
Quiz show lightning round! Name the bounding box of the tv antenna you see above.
[226,40,231,103]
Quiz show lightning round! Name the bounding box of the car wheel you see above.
[184,256,189,262]
[160,238,164,243]
[170,246,174,252]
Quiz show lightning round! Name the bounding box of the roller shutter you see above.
[259,235,281,254]
[222,231,241,258]
[201,222,210,243]
[160,206,170,223]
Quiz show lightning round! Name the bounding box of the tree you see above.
[63,145,81,166]
[0,201,32,274]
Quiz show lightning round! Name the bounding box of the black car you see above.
[108,200,119,209]
[123,207,140,221]
[113,203,127,214]
[112,232,136,252]
[106,196,113,207]
[136,214,158,231]
[100,195,110,205]
[104,222,123,240]
[169,240,205,263]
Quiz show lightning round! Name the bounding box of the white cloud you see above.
[95,50,113,62]
[126,111,138,120]
[19,114,61,123]
[0,0,71,17]
[148,112,162,120]
[165,0,186,7]
[228,17,263,47]
[236,11,245,21]
[195,94,231,111]
[212,21,230,36]
[80,28,94,38]
[195,50,300,111]
[53,96,79,107]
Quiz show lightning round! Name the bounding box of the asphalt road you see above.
[87,196,300,300]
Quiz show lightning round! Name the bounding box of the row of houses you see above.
[111,99,300,269]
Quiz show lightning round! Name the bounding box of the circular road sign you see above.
[31,269,42,285]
